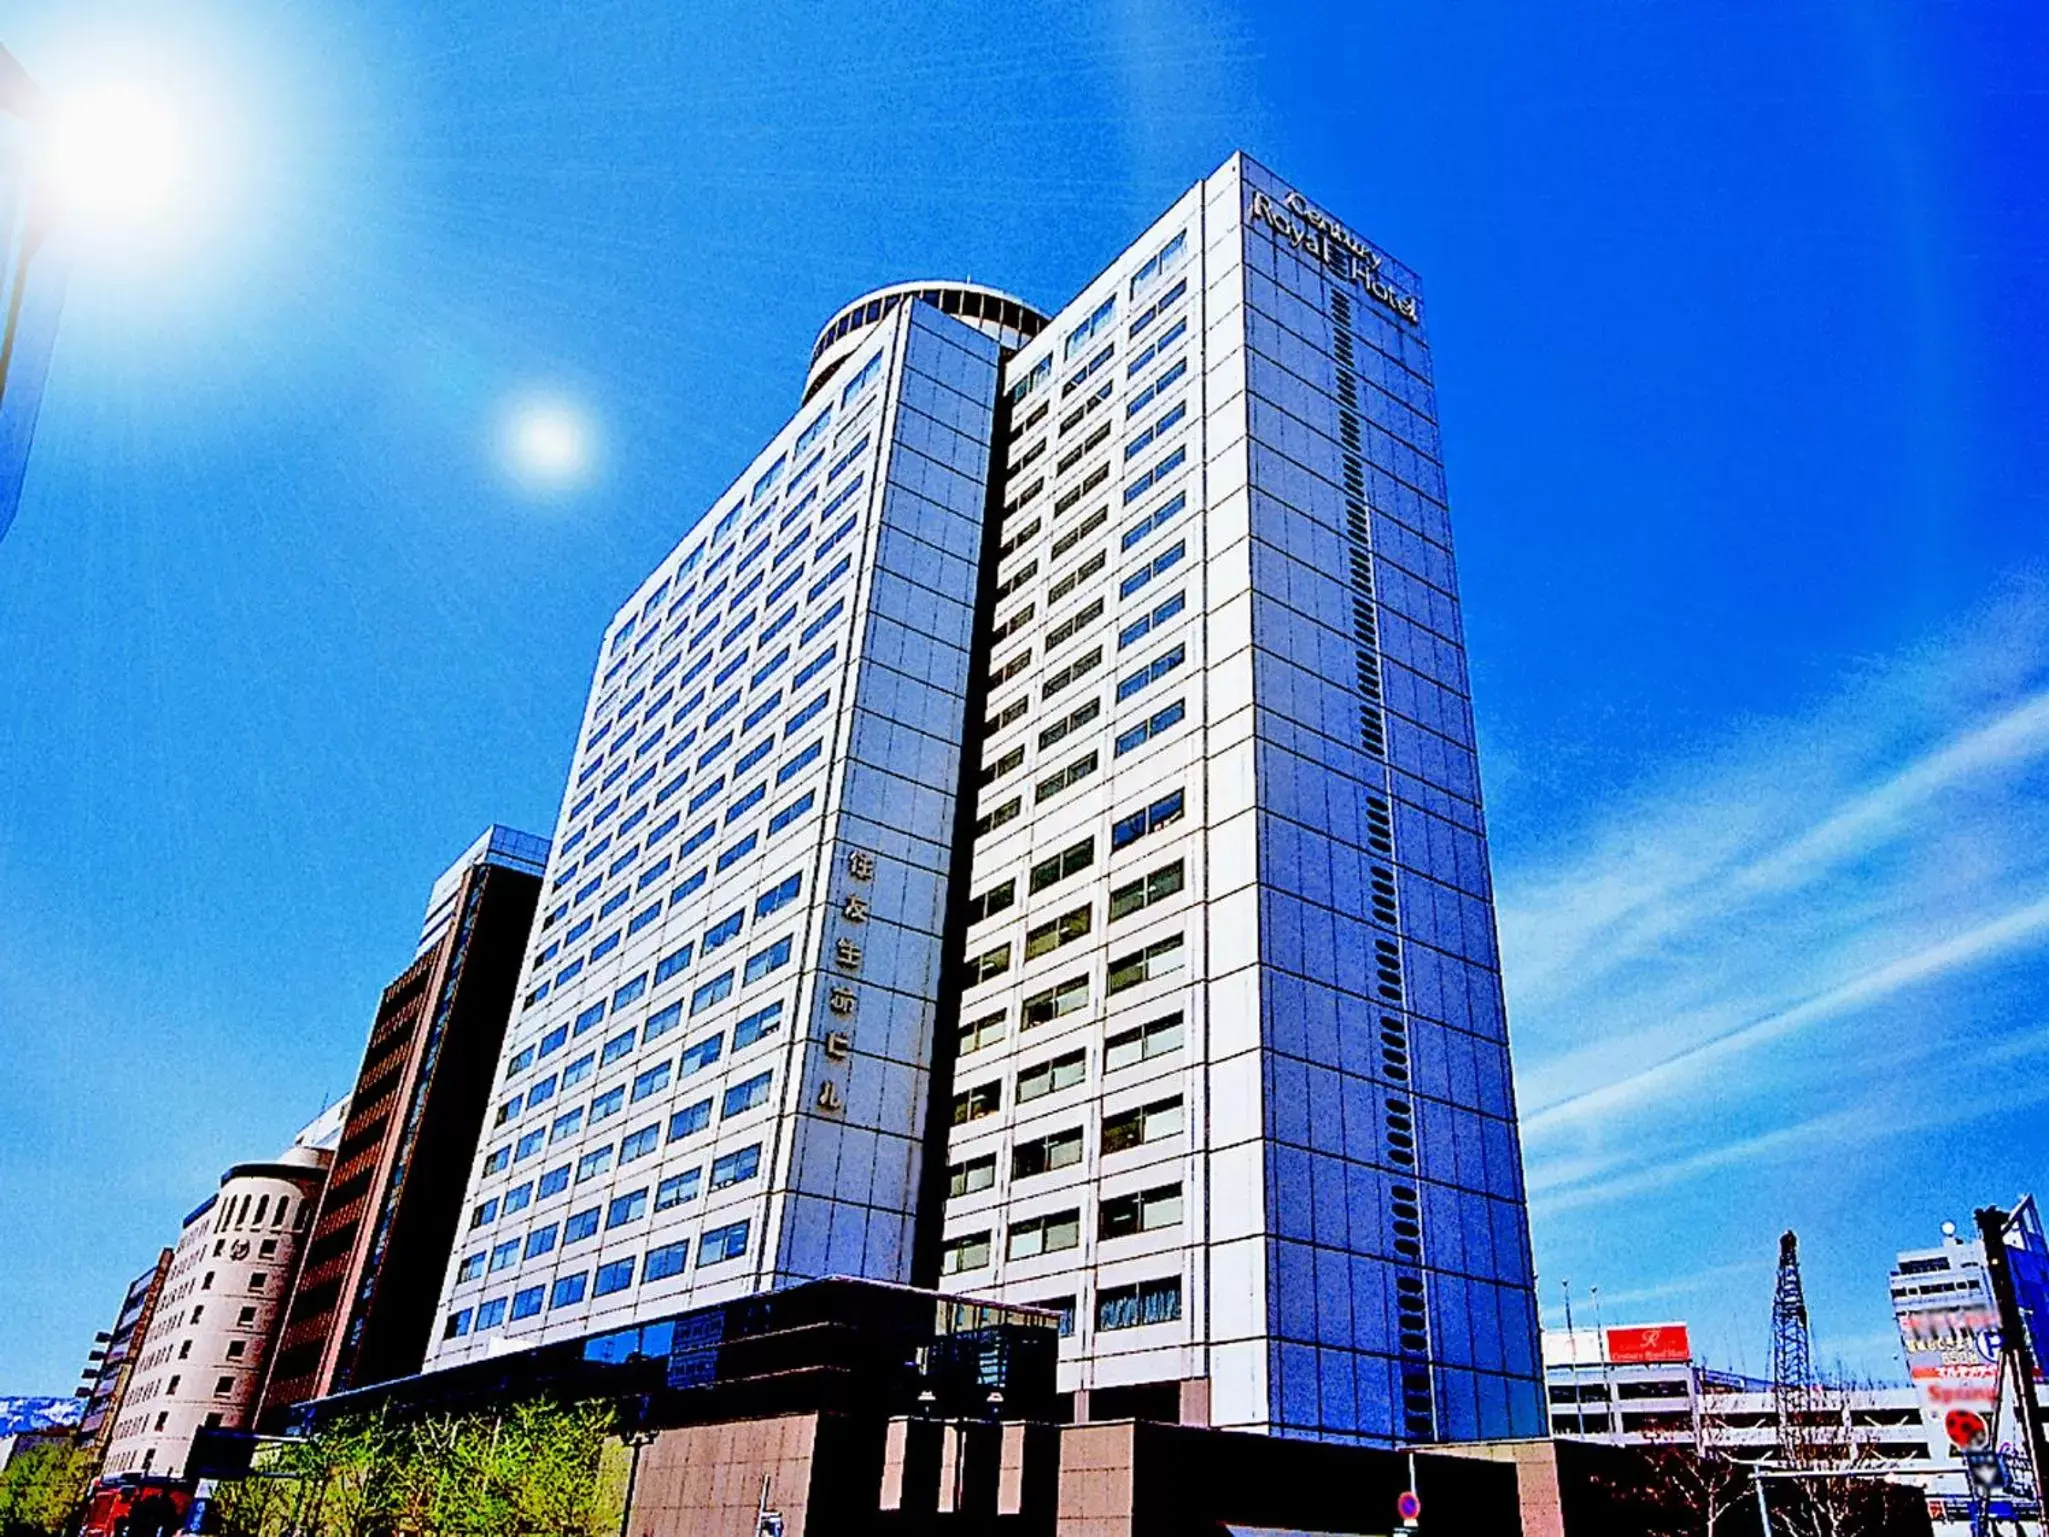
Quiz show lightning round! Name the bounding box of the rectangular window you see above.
[963,942,1011,987]
[1030,837,1095,893]
[1044,595,1104,651]
[948,1153,996,1198]
[1017,1049,1087,1104]
[613,974,648,1010]
[600,1029,635,1068]
[551,1108,585,1144]
[630,1063,671,1103]
[655,1169,701,1210]
[733,1001,783,1049]
[482,1148,510,1177]
[1024,903,1092,961]
[940,1231,991,1274]
[980,745,1025,787]
[627,901,662,936]
[704,909,744,952]
[514,1128,545,1162]
[800,598,844,648]
[1034,750,1098,805]
[1102,1095,1185,1154]
[644,1240,689,1282]
[445,1308,473,1339]
[680,1033,724,1077]
[1012,1127,1084,1179]
[458,1251,486,1282]
[734,737,774,778]
[767,792,814,837]
[1022,973,1090,1028]
[1100,1183,1184,1238]
[1106,935,1186,995]
[1037,698,1101,752]
[691,971,735,1015]
[489,1239,520,1273]
[755,873,802,919]
[743,936,793,983]
[550,1274,589,1310]
[510,1286,545,1321]
[1006,1208,1081,1259]
[776,741,822,785]
[1111,788,1185,851]
[563,1207,600,1244]
[957,1009,1005,1055]
[537,1026,568,1060]
[574,1002,607,1037]
[606,1188,649,1228]
[709,1143,762,1190]
[1098,1276,1182,1331]
[1106,1012,1188,1073]
[1114,699,1185,758]
[699,1219,750,1265]
[717,832,759,872]
[1115,642,1186,703]
[667,1098,713,1141]
[951,1080,1001,1125]
[524,1225,559,1260]
[1064,294,1116,361]
[593,1258,636,1298]
[965,878,1015,926]
[655,944,694,986]
[722,1071,773,1118]
[975,797,1021,838]
[1118,590,1185,650]
[1041,646,1103,701]
[1110,860,1186,922]
[576,1146,615,1183]
[644,1002,684,1045]
[537,1164,571,1198]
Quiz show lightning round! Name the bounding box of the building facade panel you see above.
[425,302,1009,1365]
[931,153,1543,1448]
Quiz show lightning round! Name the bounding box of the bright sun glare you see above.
[505,400,597,492]
[46,80,190,230]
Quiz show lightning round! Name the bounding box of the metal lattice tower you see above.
[1771,1229,1815,1458]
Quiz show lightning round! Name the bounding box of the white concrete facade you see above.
[427,298,1010,1364]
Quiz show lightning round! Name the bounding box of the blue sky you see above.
[1,0,2045,1391]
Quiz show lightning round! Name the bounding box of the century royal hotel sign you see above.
[1248,185,1421,325]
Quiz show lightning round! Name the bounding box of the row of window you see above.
[474,1062,777,1231]
[940,1183,1183,1274]
[460,1138,765,1287]
[443,1217,754,1340]
[547,401,884,967]
[948,1094,1184,1197]
[505,872,802,1099]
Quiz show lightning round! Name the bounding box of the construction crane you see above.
[1772,1229,1815,1462]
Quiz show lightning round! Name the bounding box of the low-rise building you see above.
[97,1108,341,1482]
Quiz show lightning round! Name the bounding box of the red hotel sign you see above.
[1606,1324,1693,1365]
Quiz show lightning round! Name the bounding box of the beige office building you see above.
[99,1109,341,1481]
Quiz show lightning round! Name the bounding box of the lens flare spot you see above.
[503,399,596,491]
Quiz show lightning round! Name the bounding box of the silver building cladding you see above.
[935,154,1543,1445]
[427,297,1018,1365]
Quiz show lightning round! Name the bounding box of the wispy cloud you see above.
[1496,580,2049,1372]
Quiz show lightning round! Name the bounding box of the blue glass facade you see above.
[1235,157,1544,1442]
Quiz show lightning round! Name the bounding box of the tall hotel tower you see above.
[427,153,1542,1449]
[427,287,1041,1363]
